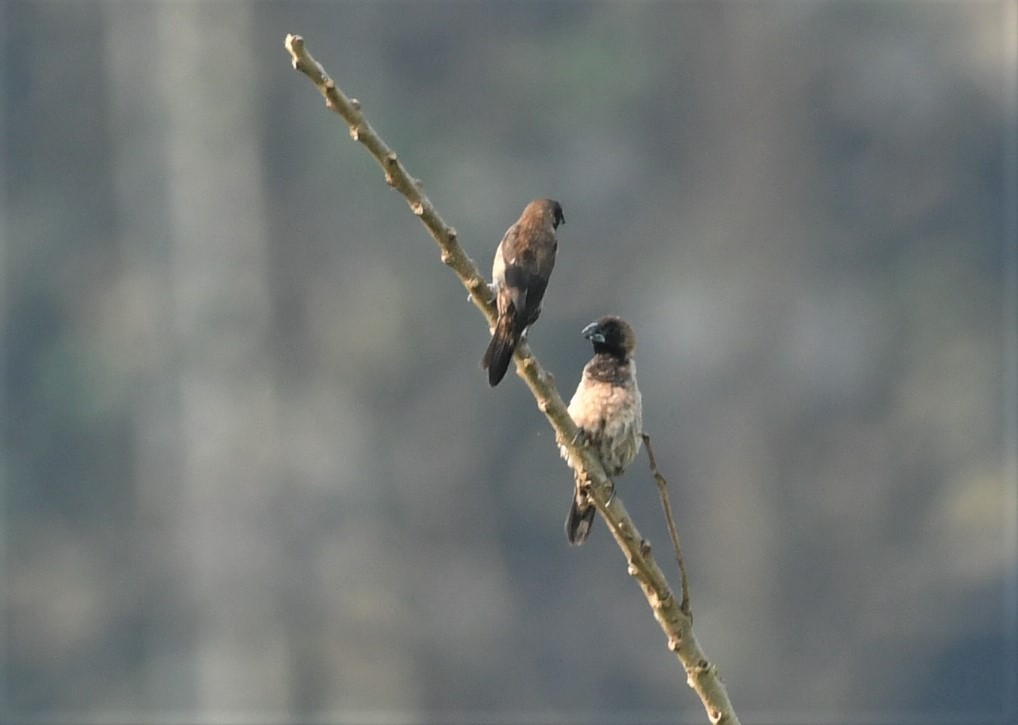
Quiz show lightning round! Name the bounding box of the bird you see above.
[481,198,564,386]
[560,316,643,545]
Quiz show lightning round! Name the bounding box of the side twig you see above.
[284,33,739,725]
[643,433,691,616]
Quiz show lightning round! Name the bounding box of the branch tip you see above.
[284,33,304,57]
[285,35,307,72]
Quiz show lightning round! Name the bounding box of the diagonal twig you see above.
[643,432,691,616]
[284,33,739,725]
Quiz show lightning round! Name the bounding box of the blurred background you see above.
[2,1,1016,723]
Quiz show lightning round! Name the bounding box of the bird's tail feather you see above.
[565,496,596,545]
[481,314,517,386]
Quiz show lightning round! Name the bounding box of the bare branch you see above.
[284,33,740,725]
[643,433,692,616]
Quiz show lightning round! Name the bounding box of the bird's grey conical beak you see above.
[581,322,605,343]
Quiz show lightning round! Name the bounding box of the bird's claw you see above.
[474,282,497,303]
[604,481,617,506]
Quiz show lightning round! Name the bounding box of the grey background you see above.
[2,1,1016,723]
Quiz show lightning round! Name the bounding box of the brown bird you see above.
[560,316,643,545]
[481,199,564,386]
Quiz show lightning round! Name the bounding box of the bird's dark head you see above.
[526,198,564,229]
[547,200,565,229]
[582,316,636,358]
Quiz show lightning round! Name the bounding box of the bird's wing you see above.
[501,227,556,323]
